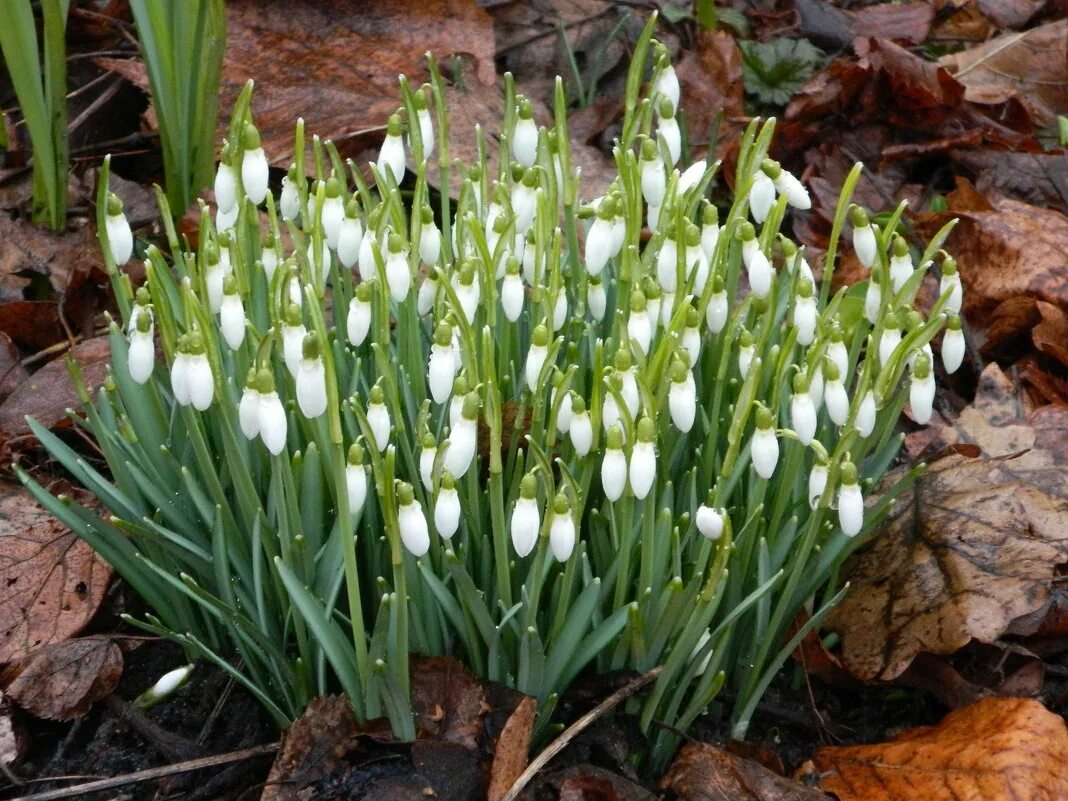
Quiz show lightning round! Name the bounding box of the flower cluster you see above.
[28,19,960,760]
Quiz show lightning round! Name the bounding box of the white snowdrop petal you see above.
[214,163,237,213]
[220,295,246,350]
[443,420,476,477]
[549,513,576,562]
[513,118,538,167]
[838,483,864,536]
[749,171,776,224]
[296,358,327,418]
[347,298,371,347]
[790,393,817,445]
[510,497,541,557]
[106,213,133,265]
[428,344,456,405]
[346,464,367,516]
[127,332,155,385]
[187,355,214,411]
[258,393,288,455]
[853,225,877,269]
[242,147,269,206]
[399,500,430,557]
[239,388,260,440]
[942,328,965,374]
[629,442,656,499]
[601,449,627,502]
[910,374,935,425]
[570,412,593,456]
[751,428,779,479]
[367,403,391,452]
[695,505,724,541]
[435,488,461,539]
[856,391,877,438]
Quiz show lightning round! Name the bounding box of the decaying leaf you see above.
[0,690,26,768]
[814,697,1068,801]
[828,364,1068,681]
[6,636,122,720]
[488,696,535,801]
[0,335,111,438]
[661,743,831,801]
[675,28,744,160]
[0,481,111,664]
[410,655,486,751]
[261,695,360,801]
[0,218,102,305]
[0,332,27,403]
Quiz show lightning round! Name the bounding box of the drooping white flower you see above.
[525,324,550,392]
[910,352,936,425]
[838,462,864,537]
[640,138,666,207]
[851,207,878,269]
[377,113,406,186]
[417,270,439,317]
[366,385,391,453]
[502,260,524,322]
[629,417,657,499]
[682,307,702,367]
[434,474,461,540]
[561,396,590,457]
[347,284,372,347]
[889,236,913,293]
[418,206,441,265]
[357,224,379,282]
[749,170,776,224]
[127,309,155,385]
[105,193,133,265]
[511,473,541,557]
[585,204,615,277]
[261,233,281,284]
[443,393,478,477]
[679,160,707,195]
[238,373,260,440]
[241,123,269,206]
[397,483,430,557]
[627,290,652,356]
[512,97,538,167]
[700,203,720,263]
[256,370,288,456]
[656,234,679,292]
[454,261,480,324]
[219,279,246,351]
[384,233,411,302]
[750,406,779,480]
[428,322,458,404]
[552,288,568,332]
[588,275,607,322]
[279,168,301,221]
[413,88,435,158]
[653,55,680,112]
[549,495,577,562]
[337,205,364,269]
[296,336,327,419]
[878,312,902,367]
[827,329,849,380]
[942,314,965,374]
[940,256,963,313]
[668,361,696,433]
[601,425,627,502]
[705,278,729,333]
[656,98,681,166]
[320,177,345,249]
[864,272,882,325]
[792,279,818,346]
[695,501,725,541]
[808,460,828,508]
[185,342,214,412]
[215,203,238,232]
[282,309,306,377]
[418,433,438,491]
[771,165,811,209]
[855,389,877,437]
[345,445,368,517]
[790,374,817,446]
[214,158,237,213]
[552,376,574,434]
[824,362,850,426]
[737,329,756,378]
[512,169,538,234]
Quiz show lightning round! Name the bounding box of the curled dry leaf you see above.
[813,697,1068,801]
[6,636,122,721]
[410,654,486,751]
[828,364,1068,681]
[660,743,831,801]
[0,481,111,665]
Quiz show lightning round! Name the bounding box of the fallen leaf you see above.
[660,742,830,801]
[977,0,1042,29]
[410,655,485,751]
[950,150,1068,216]
[6,636,122,720]
[260,695,359,801]
[0,690,26,768]
[1032,301,1068,367]
[0,335,111,438]
[829,364,1068,681]
[0,480,111,664]
[853,38,965,128]
[0,332,27,403]
[851,2,934,44]
[0,218,102,304]
[0,302,63,354]
[675,28,745,161]
[813,697,1068,801]
[544,765,654,801]
[487,696,535,801]
[940,20,1068,127]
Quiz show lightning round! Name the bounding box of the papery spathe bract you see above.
[397,483,430,557]
[511,474,540,557]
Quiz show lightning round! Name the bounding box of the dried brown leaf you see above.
[828,364,1068,681]
[950,150,1068,216]
[0,332,27,404]
[660,743,830,801]
[260,695,358,801]
[0,218,102,304]
[410,655,485,751]
[675,28,744,161]
[851,2,934,44]
[813,697,1068,801]
[7,636,122,720]
[0,690,26,767]
[487,696,535,801]
[1032,301,1068,367]
[0,481,111,664]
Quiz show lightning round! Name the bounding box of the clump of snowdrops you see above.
[20,17,964,765]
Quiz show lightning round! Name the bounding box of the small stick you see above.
[5,743,279,801]
[500,666,662,801]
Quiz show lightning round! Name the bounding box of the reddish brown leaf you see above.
[487,696,535,801]
[977,0,1042,29]
[260,695,359,801]
[813,697,1068,801]
[410,655,486,751]
[852,2,934,44]
[1032,301,1068,367]
[0,689,26,768]
[0,481,111,665]
[660,743,830,801]
[950,150,1068,216]
[0,335,110,438]
[829,365,1068,681]
[0,302,63,354]
[0,332,27,403]
[7,636,122,720]
[675,28,745,162]
[0,218,102,305]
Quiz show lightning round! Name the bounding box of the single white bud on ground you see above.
[240,123,269,206]
[279,169,300,221]
[851,207,877,269]
[255,370,287,456]
[512,98,538,167]
[855,390,877,438]
[397,482,429,557]
[347,285,372,347]
[238,373,260,440]
[428,322,458,405]
[549,494,577,562]
[910,352,936,425]
[214,158,237,213]
[838,462,864,537]
[378,114,406,186]
[443,393,478,477]
[525,324,550,392]
[366,385,391,453]
[345,446,368,518]
[434,473,461,540]
[602,426,627,502]
[809,460,829,508]
[134,664,194,710]
[668,360,696,433]
[296,335,327,419]
[511,473,541,557]
[569,396,593,456]
[790,374,817,446]
[942,314,965,374]
[629,417,657,499]
[750,405,779,479]
[695,499,725,541]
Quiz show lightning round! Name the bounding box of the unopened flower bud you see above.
[397,482,430,557]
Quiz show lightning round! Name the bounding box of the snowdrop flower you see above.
[653,51,680,112]
[656,98,681,166]
[851,207,878,269]
[942,313,965,374]
[428,322,458,404]
[279,166,301,221]
[889,235,913,293]
[347,282,372,347]
[706,276,729,333]
[601,425,627,502]
[521,229,537,284]
[739,223,772,298]
[790,373,817,446]
[397,482,430,557]
[629,416,657,499]
[749,169,776,224]
[357,219,380,282]
[823,360,849,426]
[552,287,568,332]
[281,304,306,377]
[419,432,438,491]
[569,395,593,456]
[552,373,574,434]
[261,231,281,284]
[878,311,902,367]
[910,352,936,425]
[443,392,478,478]
[940,256,963,314]
[449,375,468,429]
[750,405,779,479]
[238,370,260,440]
[204,244,225,314]
[613,349,640,419]
[377,113,406,186]
[434,473,461,540]
[826,325,849,380]
[700,203,719,263]
[417,269,440,317]
[412,86,434,158]
[627,289,652,356]
[105,193,133,265]
[682,306,702,366]
[512,97,538,167]
[455,260,480,323]
[345,444,368,517]
[585,200,616,276]
[240,124,269,206]
[337,200,364,268]
[792,279,818,346]
[418,205,441,266]
[656,232,679,292]
[588,275,607,322]
[602,376,622,434]
[216,203,238,232]
[296,334,327,419]
[549,494,577,562]
[679,160,707,195]
[219,277,246,350]
[185,332,214,412]
[737,329,756,377]
[135,664,194,709]
[864,269,882,325]
[502,258,524,322]
[525,323,550,392]
[686,224,710,293]
[640,138,666,207]
[384,233,411,302]
[512,169,538,234]
[214,154,237,213]
[808,458,828,508]
[668,359,696,432]
[767,160,811,209]
[127,308,155,385]
[366,384,391,453]
[855,389,876,437]
[511,473,541,557]
[809,359,825,411]
[695,497,725,541]
[319,176,344,249]
[256,369,287,456]
[838,461,864,537]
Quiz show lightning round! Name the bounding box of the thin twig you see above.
[5,743,279,801]
[500,666,662,801]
